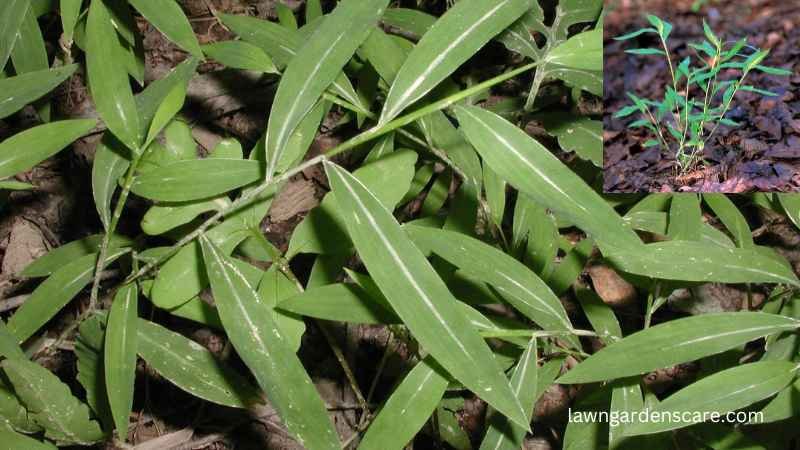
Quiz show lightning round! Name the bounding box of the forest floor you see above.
[603,0,800,192]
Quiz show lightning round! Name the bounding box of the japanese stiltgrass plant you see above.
[2,1,800,449]
[613,15,791,174]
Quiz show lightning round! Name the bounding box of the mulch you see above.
[603,0,800,192]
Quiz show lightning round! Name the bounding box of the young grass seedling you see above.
[613,15,791,174]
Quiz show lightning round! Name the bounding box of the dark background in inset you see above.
[603,0,800,193]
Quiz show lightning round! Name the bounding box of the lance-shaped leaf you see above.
[703,194,753,248]
[546,28,602,70]
[379,0,530,123]
[605,241,799,286]
[7,247,128,343]
[75,314,113,430]
[405,225,575,340]
[324,161,528,428]
[2,358,104,445]
[0,64,77,119]
[668,194,701,241]
[104,283,138,441]
[0,427,54,450]
[265,0,388,177]
[454,105,642,252]
[359,356,450,450]
[22,233,132,277]
[0,0,30,69]
[131,159,262,201]
[137,319,261,408]
[558,312,800,384]
[86,0,140,151]
[128,0,202,57]
[0,119,96,180]
[202,41,278,74]
[479,338,538,450]
[200,237,340,450]
[625,361,797,435]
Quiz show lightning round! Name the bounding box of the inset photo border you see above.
[604,0,800,192]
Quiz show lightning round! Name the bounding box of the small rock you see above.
[587,264,637,307]
[1,219,49,275]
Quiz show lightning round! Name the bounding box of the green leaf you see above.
[757,377,800,423]
[380,7,436,40]
[0,426,54,450]
[0,320,24,360]
[128,0,202,57]
[75,314,113,430]
[703,194,753,247]
[668,194,701,241]
[0,0,30,69]
[0,119,96,180]
[359,356,449,450]
[21,233,132,277]
[7,248,128,343]
[739,85,778,97]
[479,338,538,450]
[483,165,506,226]
[604,241,800,286]
[141,198,227,236]
[625,361,797,435]
[104,283,138,441]
[547,28,602,70]
[557,312,800,384]
[143,85,187,150]
[379,0,530,123]
[200,237,340,450]
[287,150,417,257]
[306,0,323,23]
[754,64,792,76]
[778,193,800,231]
[405,225,575,341]
[454,105,642,252]
[324,161,528,428]
[277,282,398,324]
[624,48,666,56]
[276,2,298,29]
[614,105,640,119]
[2,358,104,445]
[137,318,261,408]
[91,134,130,230]
[537,112,602,166]
[202,40,278,74]
[702,19,721,47]
[614,27,657,41]
[131,159,262,201]
[265,0,388,177]
[0,64,77,120]
[255,265,306,353]
[574,287,622,341]
[60,0,82,42]
[86,0,140,151]
[10,8,50,121]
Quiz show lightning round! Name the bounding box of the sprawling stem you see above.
[659,36,683,130]
[125,61,543,284]
[703,70,750,148]
[88,152,142,310]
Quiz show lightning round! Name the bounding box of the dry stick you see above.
[125,60,544,285]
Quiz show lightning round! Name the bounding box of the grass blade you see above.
[558,312,800,384]
[7,248,128,343]
[265,0,388,177]
[0,0,29,68]
[0,65,77,120]
[200,237,340,449]
[454,104,641,252]
[359,357,449,450]
[86,0,140,151]
[137,319,261,408]
[0,119,96,179]
[324,161,528,428]
[131,159,262,202]
[128,0,203,57]
[380,0,530,123]
[104,283,138,441]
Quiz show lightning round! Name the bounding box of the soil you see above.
[603,0,800,192]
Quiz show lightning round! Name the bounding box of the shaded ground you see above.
[603,0,800,192]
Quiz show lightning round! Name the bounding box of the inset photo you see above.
[604,0,800,192]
